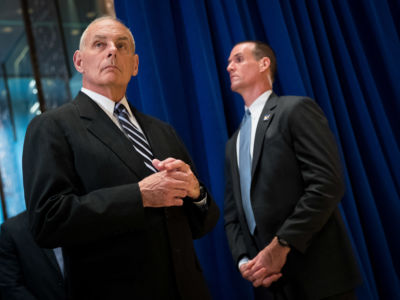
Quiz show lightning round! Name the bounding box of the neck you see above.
[82,83,126,102]
[240,83,272,107]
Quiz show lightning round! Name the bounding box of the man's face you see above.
[226,43,262,93]
[73,19,138,93]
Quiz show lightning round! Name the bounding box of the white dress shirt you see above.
[81,88,145,134]
[236,90,272,167]
[236,90,272,268]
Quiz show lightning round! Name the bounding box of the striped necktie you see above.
[114,102,157,173]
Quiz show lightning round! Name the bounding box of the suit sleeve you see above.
[169,126,220,239]
[276,98,345,253]
[223,141,249,265]
[0,224,37,300]
[22,113,145,248]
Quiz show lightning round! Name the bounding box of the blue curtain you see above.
[115,1,400,299]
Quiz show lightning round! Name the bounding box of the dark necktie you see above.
[239,109,256,234]
[114,102,157,173]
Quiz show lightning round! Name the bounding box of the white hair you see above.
[79,16,136,53]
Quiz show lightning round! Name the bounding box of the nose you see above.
[107,42,117,58]
[227,61,234,73]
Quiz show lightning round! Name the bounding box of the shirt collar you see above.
[246,90,273,117]
[81,88,132,117]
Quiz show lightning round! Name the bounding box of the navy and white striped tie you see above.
[114,103,157,173]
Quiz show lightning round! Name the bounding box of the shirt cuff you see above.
[238,256,249,269]
[193,194,207,206]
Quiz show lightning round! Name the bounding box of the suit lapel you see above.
[42,248,63,277]
[131,107,179,162]
[231,130,240,185]
[75,92,153,178]
[251,93,278,177]
[228,130,248,217]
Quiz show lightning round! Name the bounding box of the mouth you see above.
[102,65,120,72]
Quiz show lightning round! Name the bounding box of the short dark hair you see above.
[236,40,277,81]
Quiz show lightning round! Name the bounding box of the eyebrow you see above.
[93,35,107,40]
[92,35,129,42]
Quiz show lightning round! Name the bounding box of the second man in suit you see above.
[224,41,361,299]
[22,16,219,300]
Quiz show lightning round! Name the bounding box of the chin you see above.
[231,84,240,92]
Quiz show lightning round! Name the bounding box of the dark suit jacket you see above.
[0,212,66,300]
[22,92,219,300]
[224,94,361,300]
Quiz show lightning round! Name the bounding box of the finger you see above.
[152,159,161,170]
[153,158,175,170]
[261,273,282,288]
[167,174,199,198]
[252,274,266,287]
[241,261,256,274]
[247,266,267,283]
[241,268,252,280]
[167,198,184,207]
[239,262,250,273]
[240,263,251,279]
[164,159,189,172]
[252,267,268,281]
[165,178,192,193]
[246,259,256,269]
[250,263,264,275]
[164,170,189,182]
[169,189,188,199]
[252,279,262,288]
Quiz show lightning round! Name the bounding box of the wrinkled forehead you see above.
[81,19,135,51]
[87,20,127,40]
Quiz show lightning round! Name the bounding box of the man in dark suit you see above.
[0,211,66,299]
[224,40,361,299]
[22,16,219,300]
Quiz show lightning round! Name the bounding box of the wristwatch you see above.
[277,236,290,248]
[197,185,207,200]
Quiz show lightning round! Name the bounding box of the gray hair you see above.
[79,16,136,53]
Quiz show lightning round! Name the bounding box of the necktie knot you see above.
[242,108,251,122]
[114,102,128,117]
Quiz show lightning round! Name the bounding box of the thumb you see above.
[152,159,162,170]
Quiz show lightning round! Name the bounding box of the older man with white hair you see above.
[22,16,219,300]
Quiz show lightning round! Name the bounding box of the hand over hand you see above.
[153,158,200,198]
[240,260,282,288]
[138,158,200,207]
[245,237,290,287]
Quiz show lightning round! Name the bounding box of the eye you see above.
[94,42,104,48]
[117,43,126,49]
[116,42,130,54]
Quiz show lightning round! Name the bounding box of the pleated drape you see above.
[115,1,400,299]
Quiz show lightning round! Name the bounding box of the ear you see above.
[73,50,84,74]
[259,57,271,73]
[131,54,139,76]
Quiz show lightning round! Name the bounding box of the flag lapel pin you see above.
[263,114,271,121]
